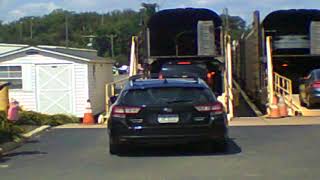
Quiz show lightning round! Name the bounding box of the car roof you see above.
[124,78,208,90]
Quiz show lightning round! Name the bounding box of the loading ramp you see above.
[291,94,320,116]
[274,72,320,116]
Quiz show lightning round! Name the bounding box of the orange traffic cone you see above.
[83,100,94,124]
[278,96,288,117]
[272,95,278,105]
[268,96,281,118]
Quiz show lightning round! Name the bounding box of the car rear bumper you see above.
[109,124,228,145]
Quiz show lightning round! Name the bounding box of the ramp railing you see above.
[105,77,129,117]
[273,72,300,114]
[105,36,139,121]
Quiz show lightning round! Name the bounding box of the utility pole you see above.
[110,34,114,58]
[101,13,104,25]
[223,8,230,34]
[19,22,23,41]
[107,34,116,58]
[65,14,69,47]
[30,18,33,39]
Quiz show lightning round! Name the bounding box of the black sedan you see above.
[299,69,320,108]
[107,77,228,154]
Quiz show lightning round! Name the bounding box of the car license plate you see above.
[158,114,179,123]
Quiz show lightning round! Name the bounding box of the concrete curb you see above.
[54,123,107,129]
[21,125,50,138]
[0,125,50,156]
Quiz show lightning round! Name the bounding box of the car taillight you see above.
[206,72,215,85]
[111,106,141,118]
[207,72,216,79]
[195,102,224,115]
[177,61,191,65]
[158,73,164,79]
[312,81,320,88]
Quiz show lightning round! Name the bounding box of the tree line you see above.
[0,5,246,64]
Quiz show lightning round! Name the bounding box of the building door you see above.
[36,64,74,115]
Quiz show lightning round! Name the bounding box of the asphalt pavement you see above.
[1,125,320,180]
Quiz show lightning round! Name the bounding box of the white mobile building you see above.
[0,45,113,117]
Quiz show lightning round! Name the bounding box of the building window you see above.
[0,66,22,89]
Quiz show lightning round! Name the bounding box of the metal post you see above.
[105,84,110,114]
[147,28,151,58]
[129,36,137,77]
[111,84,115,96]
[266,36,274,105]
[227,35,234,119]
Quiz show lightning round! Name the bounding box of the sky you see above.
[0,0,319,24]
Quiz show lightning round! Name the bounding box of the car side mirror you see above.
[110,95,118,104]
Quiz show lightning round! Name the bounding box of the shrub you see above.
[47,114,79,126]
[0,111,23,143]
[16,111,79,126]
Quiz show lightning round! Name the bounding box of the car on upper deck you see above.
[299,69,320,108]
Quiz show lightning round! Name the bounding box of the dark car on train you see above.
[107,76,228,154]
[299,69,320,108]
[150,58,223,96]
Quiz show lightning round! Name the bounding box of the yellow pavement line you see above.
[233,80,264,117]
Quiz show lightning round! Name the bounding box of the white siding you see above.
[8,64,37,111]
[74,63,89,117]
[88,63,113,115]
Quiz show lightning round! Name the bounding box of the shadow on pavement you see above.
[0,157,9,163]
[118,139,241,157]
[25,140,40,144]
[3,151,47,158]
[1,151,47,164]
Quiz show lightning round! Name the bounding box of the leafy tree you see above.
[0,8,143,64]
[221,14,246,40]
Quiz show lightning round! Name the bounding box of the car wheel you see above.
[306,96,314,109]
[109,136,122,155]
[109,144,118,155]
[299,95,306,107]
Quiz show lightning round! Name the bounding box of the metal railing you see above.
[274,72,292,98]
[105,76,130,116]
[273,72,300,113]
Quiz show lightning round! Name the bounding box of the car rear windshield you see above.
[161,64,208,78]
[121,87,215,106]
